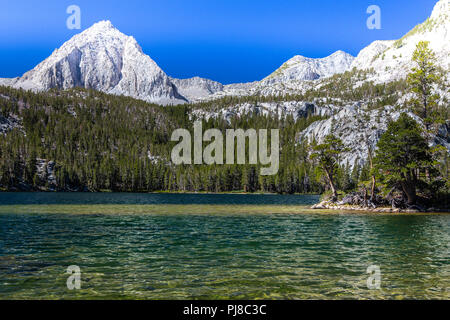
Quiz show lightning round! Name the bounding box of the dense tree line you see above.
[0,86,369,193]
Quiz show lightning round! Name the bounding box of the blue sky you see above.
[0,0,438,84]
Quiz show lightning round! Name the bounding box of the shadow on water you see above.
[0,192,320,206]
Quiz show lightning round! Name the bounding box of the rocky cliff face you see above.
[170,77,224,102]
[0,78,17,87]
[190,101,339,123]
[299,105,435,168]
[0,112,22,135]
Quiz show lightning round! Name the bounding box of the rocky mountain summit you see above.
[3,21,186,105]
[264,51,355,83]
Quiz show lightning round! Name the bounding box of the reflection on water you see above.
[0,194,448,300]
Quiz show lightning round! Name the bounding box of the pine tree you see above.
[374,113,436,205]
[407,41,440,132]
[310,134,348,201]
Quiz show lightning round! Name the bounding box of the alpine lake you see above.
[0,193,448,299]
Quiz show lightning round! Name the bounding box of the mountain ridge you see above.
[0,0,448,104]
[0,22,355,104]
[264,50,355,83]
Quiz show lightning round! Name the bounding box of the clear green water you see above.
[0,193,449,300]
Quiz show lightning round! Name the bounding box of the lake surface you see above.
[0,192,320,205]
[0,193,449,299]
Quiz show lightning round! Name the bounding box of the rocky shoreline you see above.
[311,201,449,213]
